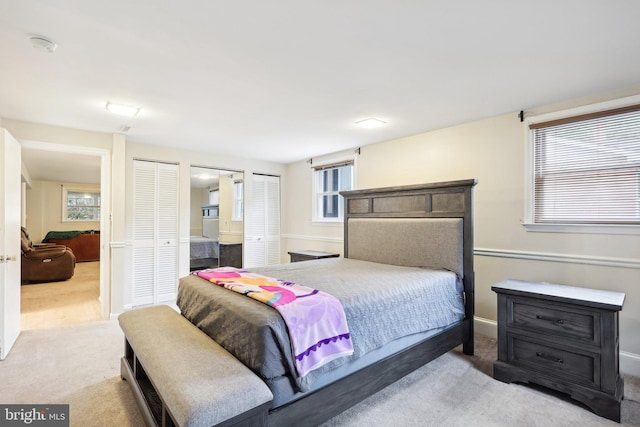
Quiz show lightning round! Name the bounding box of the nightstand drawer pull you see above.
[536,351,564,364]
[536,314,565,325]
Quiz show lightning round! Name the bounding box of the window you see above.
[527,100,640,229]
[313,161,354,221]
[63,186,101,221]
[232,180,243,221]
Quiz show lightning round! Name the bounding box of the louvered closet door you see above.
[244,174,280,268]
[245,176,267,268]
[265,176,281,265]
[132,160,178,306]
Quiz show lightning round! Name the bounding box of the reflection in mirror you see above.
[190,166,244,270]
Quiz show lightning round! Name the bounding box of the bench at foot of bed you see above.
[118,305,273,427]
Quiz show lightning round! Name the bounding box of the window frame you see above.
[311,156,356,223]
[62,185,101,222]
[523,94,640,235]
[232,180,244,222]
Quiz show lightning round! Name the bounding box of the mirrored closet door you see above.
[189,166,244,270]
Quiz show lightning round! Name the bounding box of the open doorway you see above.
[20,141,110,329]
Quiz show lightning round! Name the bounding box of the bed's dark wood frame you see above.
[123,179,477,427]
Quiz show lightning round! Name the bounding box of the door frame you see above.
[1,129,22,359]
[20,140,111,318]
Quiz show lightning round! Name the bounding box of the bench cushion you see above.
[119,305,273,427]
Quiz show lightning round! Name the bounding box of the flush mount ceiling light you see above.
[29,35,57,53]
[106,102,140,117]
[355,118,387,129]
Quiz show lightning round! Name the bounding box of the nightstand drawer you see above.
[510,336,599,388]
[511,299,597,343]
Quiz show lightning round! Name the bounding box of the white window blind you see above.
[531,104,640,225]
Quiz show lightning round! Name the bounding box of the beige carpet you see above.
[0,320,143,426]
[1,319,638,427]
[21,261,103,330]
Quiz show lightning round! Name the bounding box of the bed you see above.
[189,236,219,270]
[123,179,477,426]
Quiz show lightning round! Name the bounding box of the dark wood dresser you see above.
[492,279,625,422]
[288,250,340,263]
[219,242,242,268]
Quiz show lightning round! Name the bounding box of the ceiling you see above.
[21,148,101,184]
[3,1,640,180]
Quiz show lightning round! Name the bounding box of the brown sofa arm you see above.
[33,243,67,250]
[23,247,71,261]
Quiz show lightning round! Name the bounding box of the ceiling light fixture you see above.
[29,35,57,53]
[355,118,387,129]
[106,102,140,117]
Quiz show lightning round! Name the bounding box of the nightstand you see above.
[288,250,340,263]
[219,242,242,268]
[492,279,625,422]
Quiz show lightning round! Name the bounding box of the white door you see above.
[245,175,267,267]
[244,174,280,268]
[132,160,178,306]
[0,129,21,360]
[265,176,281,265]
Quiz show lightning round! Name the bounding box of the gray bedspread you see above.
[176,257,464,393]
[189,236,219,259]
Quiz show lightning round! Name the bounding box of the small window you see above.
[526,101,640,229]
[232,180,243,221]
[313,161,354,221]
[63,186,101,221]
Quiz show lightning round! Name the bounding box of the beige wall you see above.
[24,180,100,242]
[4,119,113,150]
[217,173,244,244]
[281,155,349,261]
[282,90,640,372]
[190,187,208,236]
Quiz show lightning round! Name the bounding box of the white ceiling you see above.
[3,0,640,177]
[21,148,102,184]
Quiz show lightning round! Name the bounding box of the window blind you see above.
[531,105,640,224]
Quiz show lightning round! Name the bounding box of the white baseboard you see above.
[474,316,498,339]
[621,351,640,379]
[473,317,640,378]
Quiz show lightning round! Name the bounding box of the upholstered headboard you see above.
[341,179,477,324]
[347,218,463,277]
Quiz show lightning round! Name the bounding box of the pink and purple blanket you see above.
[193,267,353,377]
